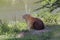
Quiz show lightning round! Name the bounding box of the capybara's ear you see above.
[22,14,31,19]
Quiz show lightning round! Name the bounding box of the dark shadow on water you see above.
[46,24,60,31]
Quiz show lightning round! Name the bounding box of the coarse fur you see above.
[23,14,45,30]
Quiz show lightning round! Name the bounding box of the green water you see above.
[0,0,39,21]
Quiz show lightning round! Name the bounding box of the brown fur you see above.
[23,14,45,30]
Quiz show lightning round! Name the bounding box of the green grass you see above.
[0,24,60,40]
[0,21,60,40]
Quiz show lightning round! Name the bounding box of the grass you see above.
[0,21,60,40]
[7,24,60,40]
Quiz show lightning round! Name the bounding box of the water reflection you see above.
[0,0,39,22]
[0,0,25,22]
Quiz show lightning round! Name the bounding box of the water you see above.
[0,0,24,21]
[0,0,39,22]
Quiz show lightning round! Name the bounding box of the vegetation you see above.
[0,0,60,40]
[32,0,60,24]
[33,0,60,12]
